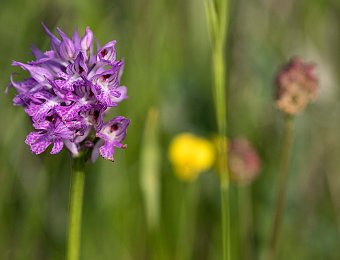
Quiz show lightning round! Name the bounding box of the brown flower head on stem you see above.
[229,138,261,185]
[275,57,318,115]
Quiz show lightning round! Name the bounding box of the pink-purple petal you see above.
[25,133,52,155]
[51,141,64,154]
[99,142,115,161]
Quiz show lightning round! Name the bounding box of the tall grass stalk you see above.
[205,0,230,259]
[268,115,294,259]
[140,108,161,231]
[67,156,86,260]
[140,108,161,259]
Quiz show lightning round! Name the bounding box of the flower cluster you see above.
[8,24,130,161]
[275,57,319,115]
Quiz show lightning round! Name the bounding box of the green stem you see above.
[205,0,230,259]
[269,115,294,259]
[67,156,86,260]
[238,185,254,260]
[221,182,230,260]
[176,182,198,260]
[213,38,230,260]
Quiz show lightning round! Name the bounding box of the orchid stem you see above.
[67,156,86,260]
[268,115,294,259]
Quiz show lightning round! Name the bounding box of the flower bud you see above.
[80,27,93,51]
[41,23,60,54]
[57,28,76,60]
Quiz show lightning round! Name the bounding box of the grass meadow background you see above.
[0,0,340,259]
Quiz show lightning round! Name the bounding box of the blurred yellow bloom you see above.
[169,133,215,181]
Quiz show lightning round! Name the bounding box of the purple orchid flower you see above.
[8,24,130,162]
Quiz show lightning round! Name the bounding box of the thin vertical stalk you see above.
[67,156,86,260]
[268,115,294,259]
[238,185,254,260]
[220,180,230,260]
[214,42,230,260]
[205,0,230,259]
[140,108,161,231]
[176,182,199,260]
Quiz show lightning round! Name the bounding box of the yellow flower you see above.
[168,133,215,181]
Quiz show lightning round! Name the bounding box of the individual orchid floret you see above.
[97,41,117,63]
[25,118,74,155]
[8,24,130,162]
[95,116,130,161]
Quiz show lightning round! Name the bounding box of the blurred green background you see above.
[0,0,340,259]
